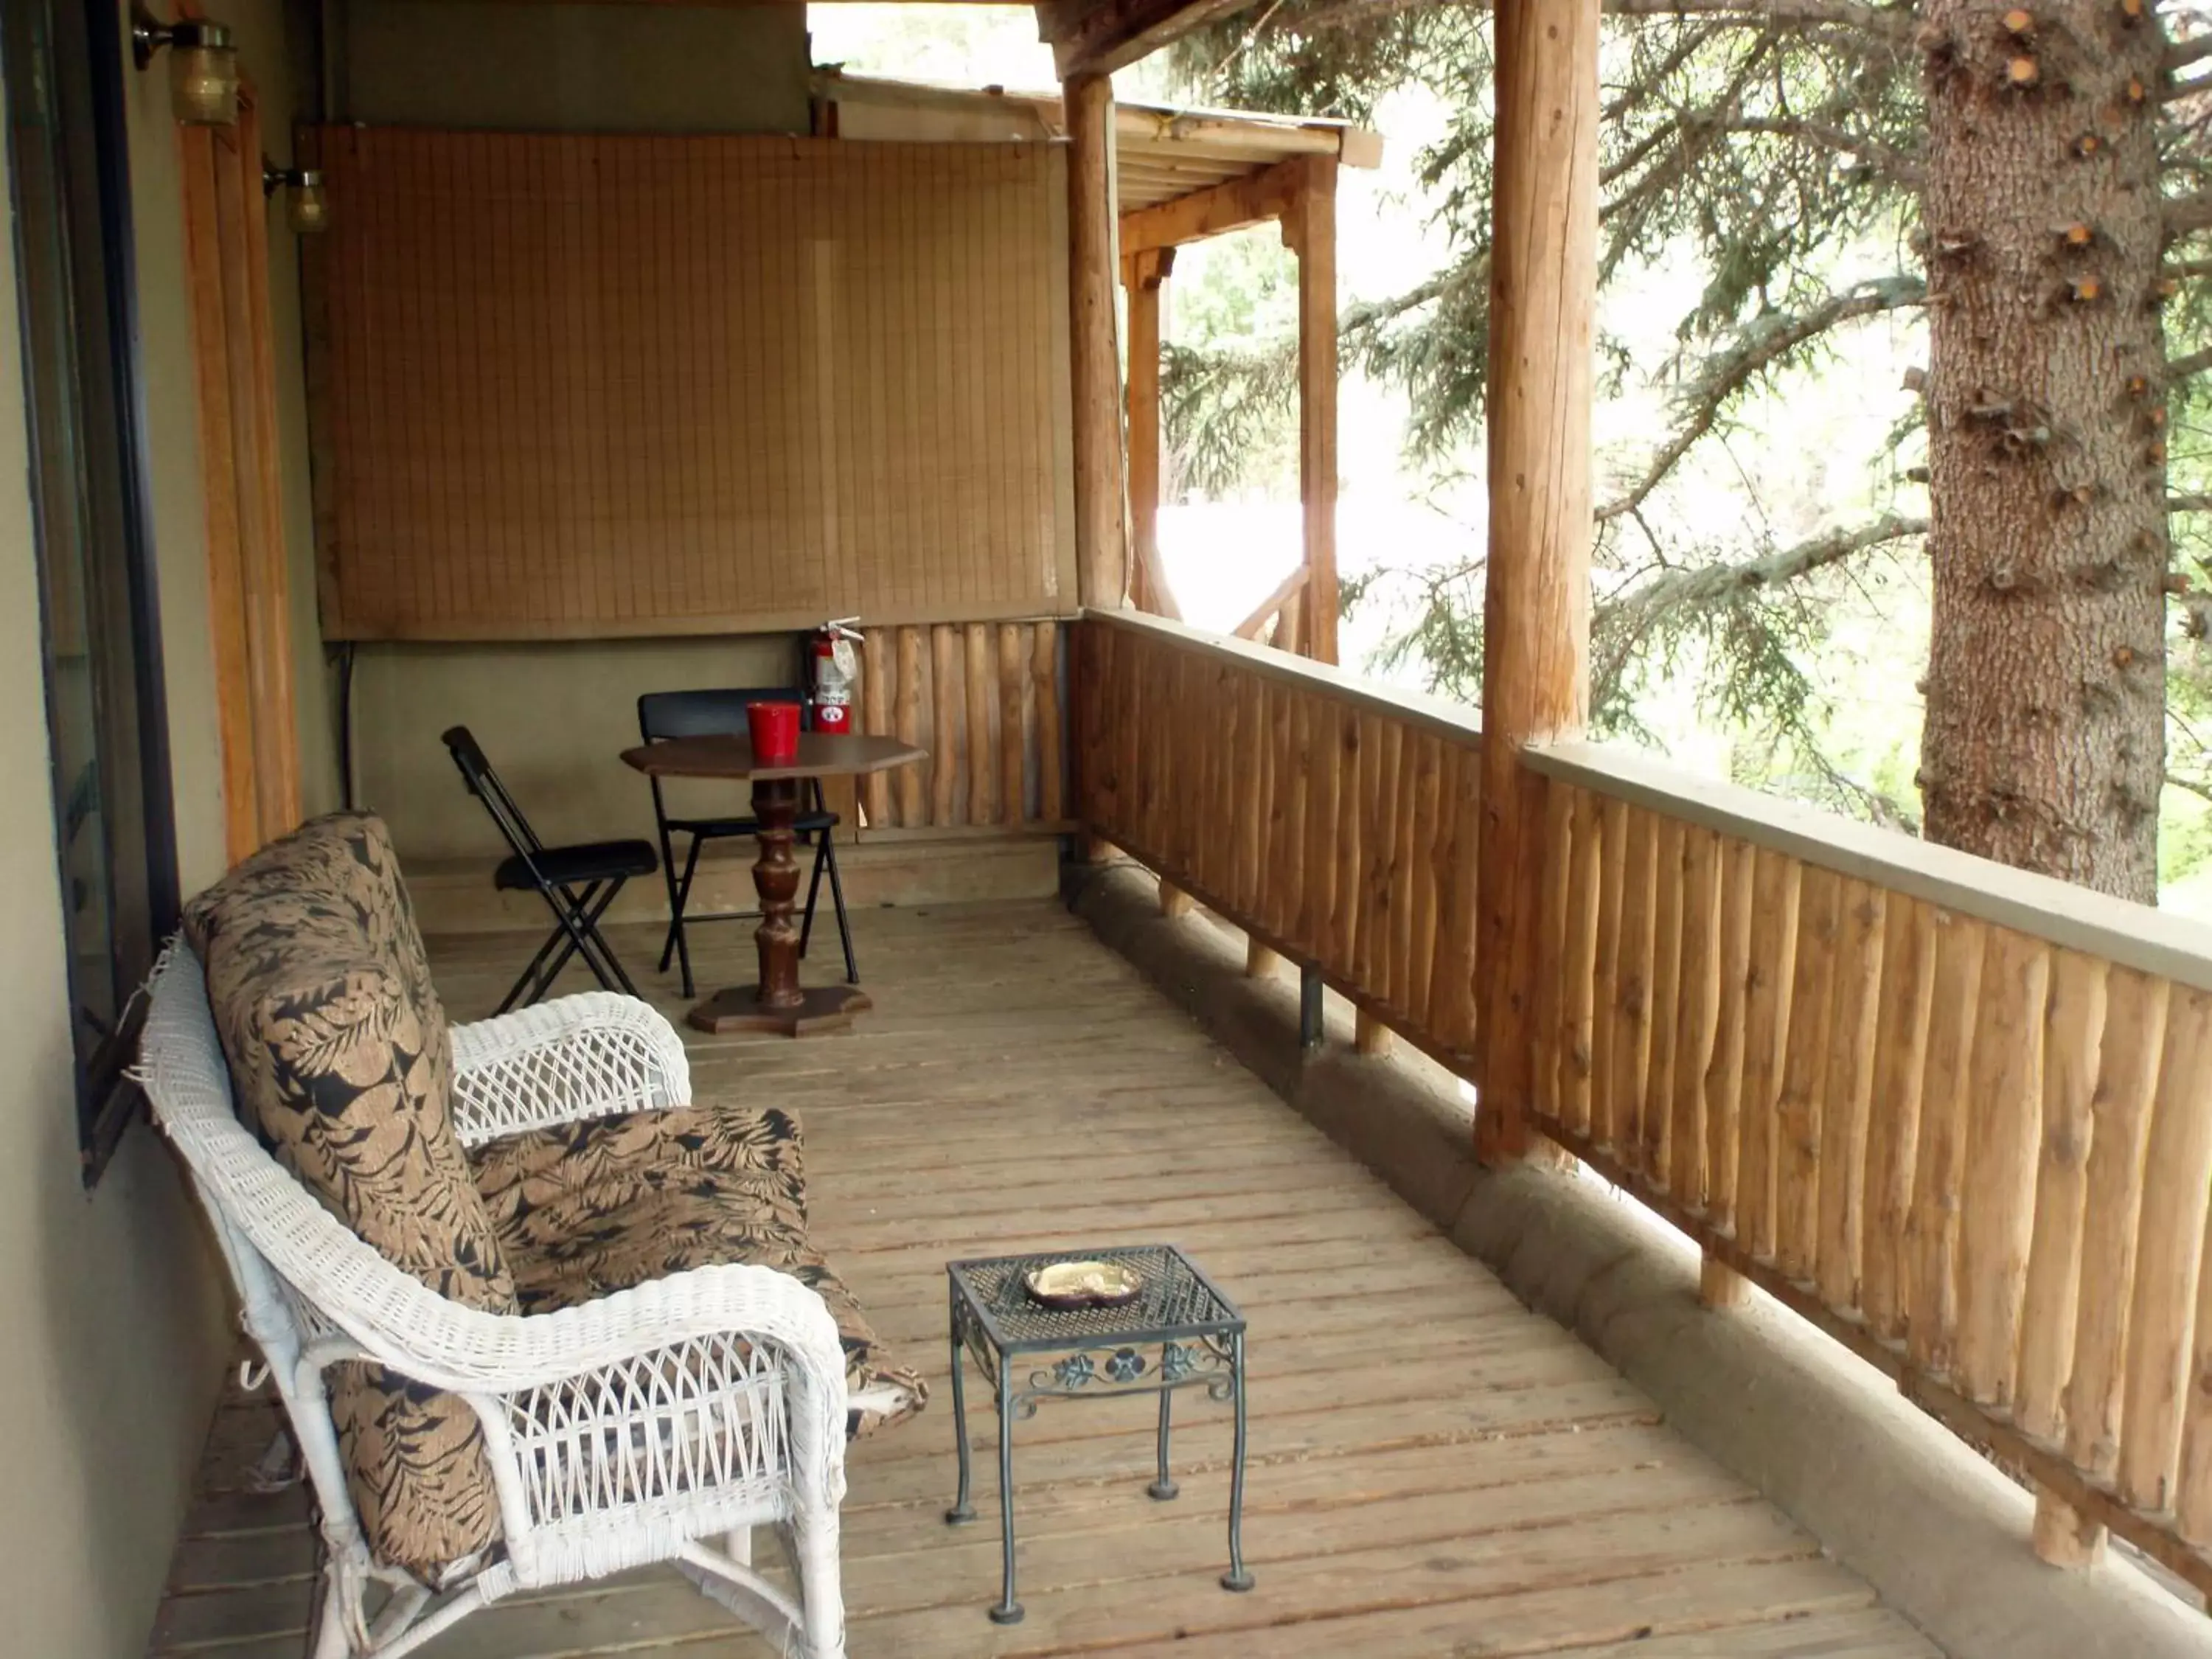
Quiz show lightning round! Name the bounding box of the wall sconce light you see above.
[131,7,240,127]
[262,163,329,234]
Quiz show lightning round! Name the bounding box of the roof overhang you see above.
[813,71,1382,218]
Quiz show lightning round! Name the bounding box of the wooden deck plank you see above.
[148,901,1938,1658]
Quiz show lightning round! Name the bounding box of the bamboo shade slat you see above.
[306,128,1076,641]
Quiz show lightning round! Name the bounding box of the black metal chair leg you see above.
[824,835,859,984]
[523,880,637,1007]
[498,898,580,1013]
[525,880,610,1004]
[661,836,705,998]
[653,813,684,970]
[799,831,831,959]
[571,880,641,998]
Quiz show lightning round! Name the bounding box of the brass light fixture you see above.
[262,162,329,234]
[130,7,240,127]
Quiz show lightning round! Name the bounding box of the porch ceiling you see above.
[812,72,1382,215]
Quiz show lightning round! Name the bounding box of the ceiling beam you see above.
[1117,156,1302,257]
[1039,0,1258,80]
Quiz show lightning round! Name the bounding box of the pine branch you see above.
[1595,512,1927,690]
[1275,0,1910,46]
[2172,493,2212,512]
[1608,512,1927,621]
[2166,769,2212,807]
[1603,0,1908,25]
[2172,35,2212,72]
[1597,276,1926,524]
[1708,114,1923,187]
[2171,346,2212,380]
[2167,192,2212,236]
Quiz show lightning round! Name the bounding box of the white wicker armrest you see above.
[448,992,692,1145]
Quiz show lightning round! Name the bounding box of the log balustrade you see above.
[1076,610,1484,1061]
[1074,605,2212,1603]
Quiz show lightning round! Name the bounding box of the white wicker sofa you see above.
[138,811,922,1658]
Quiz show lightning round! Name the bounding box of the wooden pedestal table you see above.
[619,731,927,1036]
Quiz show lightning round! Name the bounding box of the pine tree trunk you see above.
[1919,0,2169,904]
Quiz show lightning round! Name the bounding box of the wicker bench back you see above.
[181,812,514,1573]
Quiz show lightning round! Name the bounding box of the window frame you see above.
[6,0,182,1185]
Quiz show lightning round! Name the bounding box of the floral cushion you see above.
[183,812,515,1576]
[470,1102,928,1436]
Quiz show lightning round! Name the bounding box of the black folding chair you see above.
[637,687,858,1000]
[440,726,658,1014]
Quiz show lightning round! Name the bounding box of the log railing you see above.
[1520,740,2212,1596]
[1074,606,2212,1601]
[1074,608,1484,1057]
[1230,566,1310,654]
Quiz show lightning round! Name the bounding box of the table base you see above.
[686,984,873,1037]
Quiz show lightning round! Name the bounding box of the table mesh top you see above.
[950,1245,1240,1348]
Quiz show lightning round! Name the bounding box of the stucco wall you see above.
[330,0,819,871]
[0,3,279,1647]
[357,636,797,860]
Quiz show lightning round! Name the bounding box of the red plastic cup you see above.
[746,700,801,766]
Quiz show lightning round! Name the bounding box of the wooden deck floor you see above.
[150,899,1942,1658]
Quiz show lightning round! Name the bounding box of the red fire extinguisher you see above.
[808,618,863,735]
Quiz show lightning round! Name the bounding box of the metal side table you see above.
[944,1244,1252,1624]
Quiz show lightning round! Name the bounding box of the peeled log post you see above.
[1065,71,1128,612]
[1293,156,1340,666]
[1475,0,1600,1167]
[1122,247,1178,619]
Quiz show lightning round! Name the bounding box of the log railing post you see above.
[1289,155,1339,666]
[1122,246,1179,619]
[1475,0,1600,1166]
[1066,71,1128,611]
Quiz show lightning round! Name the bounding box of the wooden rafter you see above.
[1038,0,1259,80]
[1119,157,1303,257]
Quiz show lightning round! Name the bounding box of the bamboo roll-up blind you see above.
[303,128,1077,641]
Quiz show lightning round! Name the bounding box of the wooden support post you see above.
[1160,881,1194,919]
[1066,71,1129,611]
[1354,1009,1394,1057]
[1122,246,1179,619]
[1246,939,1283,978]
[1472,0,1600,1168]
[2032,1489,2107,1568]
[1700,1255,1751,1310]
[1290,155,1339,665]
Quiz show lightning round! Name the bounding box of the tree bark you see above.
[1919,0,2169,903]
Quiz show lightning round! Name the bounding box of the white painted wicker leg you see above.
[310,1570,352,1659]
[791,1499,847,1659]
[724,1526,752,1567]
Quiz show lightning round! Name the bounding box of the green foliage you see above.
[1155,2,2212,889]
[1157,231,1301,496]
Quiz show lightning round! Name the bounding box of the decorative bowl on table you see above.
[1023,1259,1144,1310]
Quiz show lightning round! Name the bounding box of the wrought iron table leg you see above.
[990,1363,1023,1624]
[945,1294,975,1526]
[1221,1332,1253,1592]
[1149,1384,1178,1500]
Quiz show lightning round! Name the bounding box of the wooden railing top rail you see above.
[1526,738,2212,996]
[1083,606,1485,750]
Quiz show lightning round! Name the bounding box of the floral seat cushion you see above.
[184,813,515,1577]
[470,1102,928,1436]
